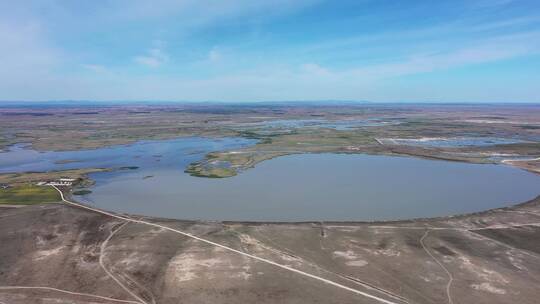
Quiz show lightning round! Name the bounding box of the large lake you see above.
[1,137,539,221]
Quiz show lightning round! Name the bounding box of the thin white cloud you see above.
[104,0,322,25]
[134,48,169,67]
[0,0,539,102]
[472,0,515,8]
[301,63,331,76]
[0,20,59,71]
[81,64,107,72]
[349,31,540,79]
[208,48,222,62]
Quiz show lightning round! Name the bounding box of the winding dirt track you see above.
[419,230,454,304]
[0,286,140,304]
[100,222,153,304]
[51,186,400,304]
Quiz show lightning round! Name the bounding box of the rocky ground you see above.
[1,195,540,304]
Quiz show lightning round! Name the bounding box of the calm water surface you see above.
[239,118,400,131]
[383,137,525,148]
[0,137,254,173]
[1,137,539,221]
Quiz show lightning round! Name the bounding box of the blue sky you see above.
[1,0,539,102]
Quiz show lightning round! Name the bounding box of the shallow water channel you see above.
[1,137,539,221]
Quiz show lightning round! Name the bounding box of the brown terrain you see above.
[1,103,539,303]
[1,103,539,182]
[1,187,539,304]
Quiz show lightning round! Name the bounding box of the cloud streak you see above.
[0,0,539,102]
[134,48,169,67]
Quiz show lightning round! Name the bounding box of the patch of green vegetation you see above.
[185,163,237,178]
[0,185,61,205]
[237,130,261,139]
[73,189,92,195]
[54,159,81,164]
[520,125,540,130]
[259,137,273,144]
[119,166,139,170]
[0,168,107,186]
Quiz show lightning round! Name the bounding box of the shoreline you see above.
[2,133,538,178]
[60,187,540,227]
[3,179,540,304]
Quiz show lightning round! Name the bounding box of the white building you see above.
[59,178,76,182]
[45,178,77,186]
[46,181,73,186]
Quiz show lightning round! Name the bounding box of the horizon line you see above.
[1,100,540,106]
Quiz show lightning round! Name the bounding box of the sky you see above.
[1,0,540,103]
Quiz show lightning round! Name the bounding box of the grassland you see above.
[2,195,540,304]
[1,103,539,179]
[0,103,540,304]
[72,189,92,195]
[185,164,237,178]
[0,168,108,186]
[185,123,540,177]
[0,184,60,205]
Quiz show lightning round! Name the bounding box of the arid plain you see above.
[1,103,540,303]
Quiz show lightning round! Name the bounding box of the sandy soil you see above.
[1,194,539,304]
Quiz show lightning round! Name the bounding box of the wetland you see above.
[1,136,538,221]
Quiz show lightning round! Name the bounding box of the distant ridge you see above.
[0,100,539,108]
[0,100,372,107]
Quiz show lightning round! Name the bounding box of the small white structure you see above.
[45,178,77,186]
[47,181,73,186]
[59,178,76,182]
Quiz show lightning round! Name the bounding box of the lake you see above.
[379,137,526,148]
[1,137,539,221]
[237,118,401,131]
